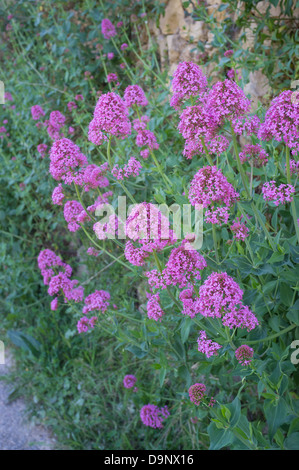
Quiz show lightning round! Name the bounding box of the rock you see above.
[244,70,271,109]
[166,34,184,63]
[159,0,184,35]
[179,16,206,42]
[206,1,230,24]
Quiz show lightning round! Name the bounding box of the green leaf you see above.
[159,367,167,387]
[284,433,299,450]
[180,316,192,344]
[7,330,41,358]
[264,398,288,441]
[125,345,148,359]
[221,405,231,421]
[208,422,234,450]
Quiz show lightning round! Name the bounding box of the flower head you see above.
[31,105,45,120]
[258,90,299,155]
[90,92,131,140]
[197,330,222,358]
[123,375,137,389]
[49,138,87,185]
[170,62,208,109]
[235,345,254,366]
[101,18,116,39]
[262,181,295,206]
[124,85,148,108]
[140,404,169,428]
[189,383,206,405]
[207,79,251,123]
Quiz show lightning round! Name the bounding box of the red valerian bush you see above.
[34,19,298,446]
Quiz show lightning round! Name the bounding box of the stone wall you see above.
[143,0,298,107]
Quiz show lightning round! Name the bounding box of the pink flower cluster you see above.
[188,383,206,405]
[146,293,165,322]
[88,92,131,143]
[31,105,45,120]
[112,157,142,180]
[107,73,119,86]
[230,217,250,241]
[48,273,84,303]
[224,49,234,58]
[197,330,222,358]
[239,144,268,167]
[258,90,299,155]
[207,135,230,156]
[38,249,84,311]
[82,290,110,314]
[83,162,109,191]
[188,166,239,225]
[77,316,98,333]
[207,79,251,124]
[140,404,169,429]
[123,375,137,389]
[289,159,299,175]
[262,181,295,206]
[232,115,260,136]
[52,183,65,205]
[49,137,88,185]
[63,200,86,232]
[170,61,208,110]
[37,143,48,158]
[235,345,254,366]
[145,240,206,290]
[179,287,199,319]
[178,105,217,145]
[124,203,176,266]
[93,213,118,240]
[197,272,259,331]
[133,115,150,132]
[38,249,72,285]
[136,129,159,152]
[124,85,148,108]
[47,110,66,140]
[101,18,116,39]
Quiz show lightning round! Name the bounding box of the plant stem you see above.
[212,224,219,264]
[74,183,96,222]
[245,324,296,345]
[229,121,250,198]
[286,146,299,244]
[201,138,214,166]
[150,150,172,192]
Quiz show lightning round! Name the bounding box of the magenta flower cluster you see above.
[124,203,176,266]
[230,217,250,241]
[88,92,131,143]
[112,157,142,180]
[262,181,295,206]
[123,375,137,389]
[235,345,254,366]
[197,330,222,358]
[124,85,148,108]
[239,144,269,167]
[145,239,206,291]
[146,293,165,322]
[258,90,299,155]
[140,404,170,429]
[188,166,239,225]
[38,249,84,311]
[170,61,208,110]
[188,383,206,406]
[197,272,259,331]
[101,18,116,39]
